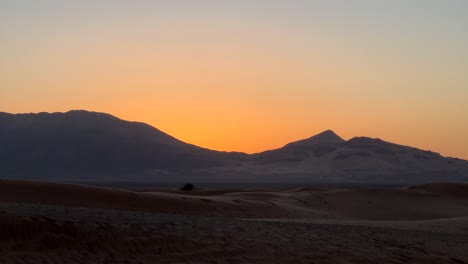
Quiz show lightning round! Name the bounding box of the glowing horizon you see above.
[2,109,467,160]
[1,1,468,159]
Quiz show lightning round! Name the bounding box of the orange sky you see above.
[1,1,467,159]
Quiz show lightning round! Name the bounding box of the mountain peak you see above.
[284,130,344,148]
[306,130,345,143]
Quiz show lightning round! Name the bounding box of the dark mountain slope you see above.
[0,110,245,180]
[1,110,467,183]
[243,134,468,184]
[252,130,345,164]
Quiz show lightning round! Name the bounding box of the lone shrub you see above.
[180,182,194,191]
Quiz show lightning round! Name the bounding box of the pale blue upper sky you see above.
[1,0,468,158]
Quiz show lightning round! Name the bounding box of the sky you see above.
[1,0,468,159]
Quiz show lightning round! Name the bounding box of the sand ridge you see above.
[1,180,468,263]
[1,202,468,264]
[2,179,468,220]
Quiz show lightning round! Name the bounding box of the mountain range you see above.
[1,110,467,184]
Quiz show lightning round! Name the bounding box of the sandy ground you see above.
[1,180,468,263]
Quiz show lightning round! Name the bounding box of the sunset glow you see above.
[1,1,467,158]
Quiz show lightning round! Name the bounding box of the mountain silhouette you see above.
[1,110,467,183]
[286,130,345,146]
[0,110,245,180]
[252,130,345,164]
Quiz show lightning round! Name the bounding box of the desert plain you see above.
[0,179,467,263]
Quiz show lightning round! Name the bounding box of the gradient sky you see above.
[1,0,468,159]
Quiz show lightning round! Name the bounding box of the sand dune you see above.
[251,217,468,235]
[2,179,468,221]
[0,203,467,264]
[2,180,468,263]
[0,180,310,218]
[289,188,468,220]
[406,182,468,196]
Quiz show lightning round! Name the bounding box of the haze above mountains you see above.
[1,110,467,184]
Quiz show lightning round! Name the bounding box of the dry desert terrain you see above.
[1,180,468,263]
